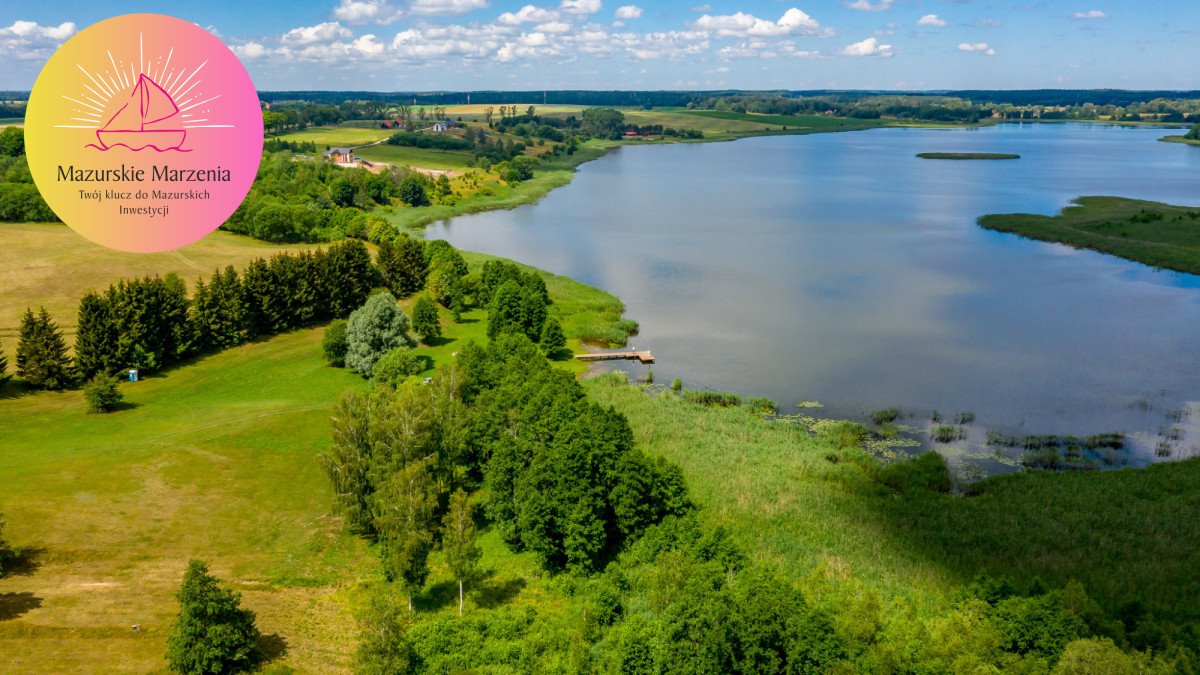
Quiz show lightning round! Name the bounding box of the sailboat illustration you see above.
[94,73,188,152]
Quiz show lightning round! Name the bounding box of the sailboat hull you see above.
[95,130,187,151]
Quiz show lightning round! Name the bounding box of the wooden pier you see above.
[575,350,655,364]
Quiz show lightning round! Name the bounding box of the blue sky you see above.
[2,1,1197,91]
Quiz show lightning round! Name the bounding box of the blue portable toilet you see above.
[129,369,139,382]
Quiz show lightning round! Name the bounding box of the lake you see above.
[428,123,1200,469]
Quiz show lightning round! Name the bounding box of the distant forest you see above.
[4,89,1200,110]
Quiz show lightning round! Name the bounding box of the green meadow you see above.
[585,382,1200,623]
[979,196,1200,274]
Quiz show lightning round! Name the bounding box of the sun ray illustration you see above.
[55,40,233,141]
[169,59,207,99]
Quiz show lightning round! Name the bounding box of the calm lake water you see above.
[429,123,1200,468]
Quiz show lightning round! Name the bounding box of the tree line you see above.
[0,127,55,222]
[7,239,377,392]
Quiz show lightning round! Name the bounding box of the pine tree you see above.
[539,317,567,357]
[240,258,274,338]
[374,461,437,610]
[75,291,116,380]
[442,490,481,616]
[16,307,73,390]
[193,267,249,352]
[411,296,442,345]
[0,343,11,390]
[327,239,377,318]
[165,560,261,674]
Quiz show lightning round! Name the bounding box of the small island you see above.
[978,196,1200,274]
[917,152,1021,160]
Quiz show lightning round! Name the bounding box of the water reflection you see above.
[428,123,1200,469]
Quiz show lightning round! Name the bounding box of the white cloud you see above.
[233,41,269,59]
[958,42,996,55]
[695,8,829,38]
[845,0,894,12]
[0,20,76,60]
[498,5,559,24]
[536,21,573,33]
[615,5,642,19]
[917,14,946,27]
[391,23,510,58]
[281,21,353,44]
[408,0,490,15]
[560,0,602,16]
[841,36,892,56]
[1072,10,1108,20]
[332,0,404,24]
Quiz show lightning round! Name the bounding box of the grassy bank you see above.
[585,380,1200,622]
[978,196,1200,274]
[1160,135,1200,146]
[917,152,1020,160]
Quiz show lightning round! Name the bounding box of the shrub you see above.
[0,514,20,576]
[166,560,261,674]
[871,407,901,425]
[876,452,953,493]
[345,292,416,378]
[411,296,442,345]
[322,319,349,366]
[373,348,426,388]
[83,374,123,414]
[680,389,742,408]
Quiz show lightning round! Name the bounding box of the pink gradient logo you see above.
[26,14,263,252]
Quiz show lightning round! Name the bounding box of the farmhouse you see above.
[323,147,355,167]
[432,120,455,132]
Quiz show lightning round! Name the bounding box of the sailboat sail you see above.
[95,73,187,151]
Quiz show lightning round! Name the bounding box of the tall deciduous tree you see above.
[165,560,261,674]
[322,389,376,534]
[374,460,438,610]
[441,489,481,616]
[411,296,442,345]
[16,306,72,390]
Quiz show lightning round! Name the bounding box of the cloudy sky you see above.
[2,1,1197,91]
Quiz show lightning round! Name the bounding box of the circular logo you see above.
[25,14,263,252]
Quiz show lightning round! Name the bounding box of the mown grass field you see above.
[978,196,1200,274]
[353,143,477,171]
[585,381,1200,623]
[0,234,630,672]
[274,126,394,148]
[0,223,318,357]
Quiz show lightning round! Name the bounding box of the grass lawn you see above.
[585,380,1200,622]
[978,196,1200,274]
[353,143,477,171]
[0,328,376,672]
[274,126,394,148]
[0,223,319,357]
